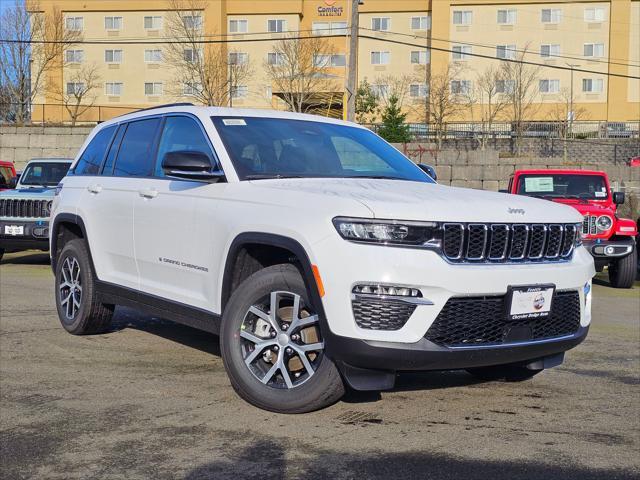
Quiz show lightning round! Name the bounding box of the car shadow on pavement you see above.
[183,437,636,480]
[0,252,50,265]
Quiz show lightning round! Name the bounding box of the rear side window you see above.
[75,126,116,175]
[113,118,161,177]
[154,116,215,176]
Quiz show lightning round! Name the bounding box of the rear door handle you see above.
[87,184,102,194]
[138,188,158,199]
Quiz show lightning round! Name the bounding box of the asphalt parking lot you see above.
[0,251,638,480]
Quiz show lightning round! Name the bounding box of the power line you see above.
[2,33,639,79]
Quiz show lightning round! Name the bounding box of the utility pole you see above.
[566,63,580,137]
[346,0,360,122]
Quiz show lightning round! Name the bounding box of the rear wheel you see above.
[466,365,542,382]
[608,247,636,289]
[55,239,114,334]
[221,264,344,413]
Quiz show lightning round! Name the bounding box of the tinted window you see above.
[101,124,125,175]
[155,116,214,177]
[211,117,432,182]
[75,126,116,175]
[0,166,14,187]
[113,118,161,177]
[20,162,71,186]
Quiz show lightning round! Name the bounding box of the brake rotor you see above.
[278,305,319,372]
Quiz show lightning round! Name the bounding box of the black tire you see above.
[608,247,637,289]
[220,264,345,413]
[54,238,114,335]
[466,365,542,382]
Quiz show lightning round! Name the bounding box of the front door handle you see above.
[87,184,102,194]
[138,188,158,199]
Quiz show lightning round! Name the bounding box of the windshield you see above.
[0,166,14,188]
[211,116,433,182]
[517,174,608,200]
[20,162,71,187]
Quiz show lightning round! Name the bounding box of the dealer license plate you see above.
[507,285,555,320]
[4,225,24,236]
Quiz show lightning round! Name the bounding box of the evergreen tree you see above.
[377,94,411,143]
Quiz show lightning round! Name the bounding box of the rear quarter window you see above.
[75,126,117,175]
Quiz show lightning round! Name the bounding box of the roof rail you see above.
[113,102,196,119]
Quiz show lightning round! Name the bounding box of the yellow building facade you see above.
[33,0,639,123]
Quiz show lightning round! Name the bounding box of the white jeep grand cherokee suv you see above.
[51,105,595,413]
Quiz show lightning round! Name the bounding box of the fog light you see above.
[352,284,422,298]
[605,246,615,255]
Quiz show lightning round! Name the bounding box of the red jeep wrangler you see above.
[0,161,17,191]
[509,169,637,288]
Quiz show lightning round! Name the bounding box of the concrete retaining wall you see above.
[0,126,92,167]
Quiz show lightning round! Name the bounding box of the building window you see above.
[144,16,162,29]
[495,79,515,94]
[452,11,472,25]
[229,19,248,33]
[582,78,603,93]
[268,19,286,33]
[228,52,248,65]
[497,9,517,24]
[144,82,163,96]
[540,44,560,58]
[231,85,248,98]
[330,21,348,35]
[371,17,390,31]
[411,16,430,30]
[65,49,84,63]
[144,49,162,62]
[105,49,123,63]
[496,45,516,60]
[183,83,201,96]
[312,21,347,35]
[539,79,560,93]
[584,43,605,58]
[410,84,428,98]
[313,54,346,67]
[371,84,388,98]
[65,16,83,31]
[183,15,202,30]
[584,7,605,22]
[104,16,123,30]
[66,82,84,95]
[105,82,123,96]
[184,48,201,63]
[451,80,471,94]
[370,51,390,65]
[452,45,472,60]
[541,9,562,23]
[410,50,429,64]
[267,52,285,66]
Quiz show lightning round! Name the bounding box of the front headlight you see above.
[596,215,613,232]
[333,217,441,247]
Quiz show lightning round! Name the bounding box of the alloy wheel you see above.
[59,256,82,321]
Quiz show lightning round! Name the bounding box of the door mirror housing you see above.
[161,151,224,182]
[417,164,437,181]
[612,191,625,205]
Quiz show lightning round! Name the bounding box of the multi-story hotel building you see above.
[33,0,639,123]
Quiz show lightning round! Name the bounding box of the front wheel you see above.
[608,247,637,289]
[220,264,344,413]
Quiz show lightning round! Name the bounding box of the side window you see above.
[113,118,161,177]
[154,116,215,176]
[101,124,125,175]
[74,126,116,175]
[331,136,393,173]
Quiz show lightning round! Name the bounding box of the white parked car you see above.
[50,105,595,413]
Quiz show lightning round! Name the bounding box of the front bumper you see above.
[0,219,50,252]
[583,238,635,260]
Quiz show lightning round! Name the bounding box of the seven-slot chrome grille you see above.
[582,215,597,235]
[442,223,578,263]
[0,199,51,219]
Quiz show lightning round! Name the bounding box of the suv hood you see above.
[0,186,55,199]
[250,178,582,224]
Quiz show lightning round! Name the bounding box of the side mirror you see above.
[161,151,224,182]
[417,164,437,181]
[612,191,625,205]
[8,176,18,189]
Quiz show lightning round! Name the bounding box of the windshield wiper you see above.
[245,174,305,180]
[349,175,408,181]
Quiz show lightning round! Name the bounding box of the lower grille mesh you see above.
[425,290,581,347]
[352,298,416,331]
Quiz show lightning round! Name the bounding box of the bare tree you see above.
[500,45,541,153]
[372,74,414,110]
[263,34,338,113]
[547,87,590,160]
[0,0,80,124]
[164,0,252,106]
[55,63,100,126]
[419,63,467,149]
[474,66,509,149]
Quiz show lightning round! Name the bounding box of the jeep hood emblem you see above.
[508,207,526,215]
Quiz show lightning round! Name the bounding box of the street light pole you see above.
[566,63,580,137]
[346,0,360,122]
